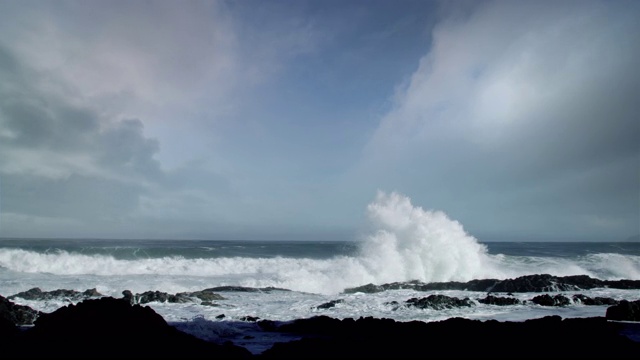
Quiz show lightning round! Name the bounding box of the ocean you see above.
[1,237,639,354]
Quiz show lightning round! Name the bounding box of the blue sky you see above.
[0,0,638,241]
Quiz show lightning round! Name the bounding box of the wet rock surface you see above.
[344,274,640,294]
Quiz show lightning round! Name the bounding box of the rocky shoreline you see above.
[1,274,639,358]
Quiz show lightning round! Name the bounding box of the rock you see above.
[405,295,474,310]
[8,287,103,302]
[316,299,344,310]
[122,290,134,304]
[572,294,619,306]
[477,295,522,306]
[0,295,41,325]
[122,289,226,304]
[343,283,383,293]
[12,297,252,358]
[239,316,260,322]
[133,290,192,304]
[607,300,640,322]
[530,294,571,306]
[260,315,640,358]
[202,286,261,292]
[181,289,226,302]
[489,274,583,293]
[343,275,640,295]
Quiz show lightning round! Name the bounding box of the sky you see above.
[0,0,638,242]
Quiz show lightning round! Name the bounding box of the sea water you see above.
[1,192,638,353]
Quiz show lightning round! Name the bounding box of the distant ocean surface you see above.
[1,237,639,353]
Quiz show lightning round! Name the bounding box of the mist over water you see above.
[0,192,638,296]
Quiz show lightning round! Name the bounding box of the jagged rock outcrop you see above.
[530,294,571,306]
[7,297,252,358]
[8,287,102,302]
[259,315,640,358]
[572,294,619,306]
[405,294,474,310]
[607,300,640,322]
[477,295,522,306]
[121,289,226,304]
[0,295,41,325]
[343,274,640,294]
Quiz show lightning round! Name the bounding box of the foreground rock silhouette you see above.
[0,297,251,359]
[259,315,640,358]
[0,296,638,358]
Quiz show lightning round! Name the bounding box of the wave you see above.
[1,192,638,294]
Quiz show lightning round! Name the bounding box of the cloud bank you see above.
[359,0,639,240]
[0,0,637,241]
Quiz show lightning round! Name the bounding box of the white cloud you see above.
[362,0,640,239]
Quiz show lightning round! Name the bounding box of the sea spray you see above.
[1,192,637,296]
[358,191,498,284]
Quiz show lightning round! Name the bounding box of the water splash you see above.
[358,191,498,284]
[1,192,637,296]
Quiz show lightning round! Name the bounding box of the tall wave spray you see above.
[357,191,499,285]
[8,192,634,296]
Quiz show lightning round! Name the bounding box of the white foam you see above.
[1,192,638,296]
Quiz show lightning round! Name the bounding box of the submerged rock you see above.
[316,299,344,310]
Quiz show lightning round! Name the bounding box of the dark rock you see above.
[260,315,640,358]
[573,294,619,306]
[477,295,522,306]
[239,316,260,322]
[316,299,344,310]
[202,286,261,292]
[0,314,19,337]
[257,320,280,331]
[0,295,41,325]
[183,289,226,302]
[133,290,193,304]
[530,294,571,306]
[124,289,226,304]
[122,289,134,304]
[8,287,103,302]
[11,297,251,358]
[490,274,583,293]
[343,283,385,293]
[405,294,474,310]
[603,280,640,289]
[383,300,401,310]
[607,300,640,322]
[216,314,226,319]
[343,274,640,295]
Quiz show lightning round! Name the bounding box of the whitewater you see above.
[1,192,638,353]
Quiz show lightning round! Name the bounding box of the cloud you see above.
[0,0,330,238]
[362,0,640,239]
